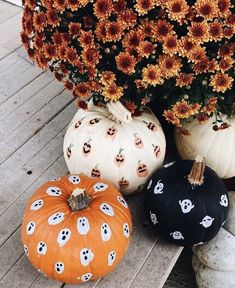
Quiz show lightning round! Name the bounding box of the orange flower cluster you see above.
[21,0,234,125]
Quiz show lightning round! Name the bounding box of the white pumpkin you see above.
[63,101,166,195]
[192,192,235,288]
[175,115,235,179]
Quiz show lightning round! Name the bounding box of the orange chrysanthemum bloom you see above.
[218,44,233,59]
[87,80,102,92]
[25,0,36,9]
[193,58,210,74]
[79,31,95,48]
[175,73,195,87]
[64,80,74,91]
[43,43,58,60]
[73,83,91,98]
[208,20,223,41]
[188,46,206,63]
[46,10,61,27]
[94,0,113,20]
[217,0,233,17]
[117,9,137,30]
[137,41,156,58]
[82,48,101,67]
[102,83,123,101]
[99,71,116,86]
[191,103,201,115]
[21,31,30,49]
[139,19,154,37]
[188,21,209,43]
[105,21,124,42]
[125,101,137,113]
[35,52,48,69]
[219,57,234,72]
[41,0,53,9]
[158,54,182,78]
[179,36,197,57]
[66,0,80,11]
[194,0,218,20]
[33,12,46,32]
[210,73,233,93]
[65,47,78,64]
[122,30,144,49]
[135,0,155,16]
[69,23,82,37]
[53,0,66,11]
[163,110,181,126]
[116,52,136,75]
[95,21,107,42]
[172,100,194,119]
[166,0,189,21]
[153,20,174,41]
[162,35,179,55]
[142,64,163,87]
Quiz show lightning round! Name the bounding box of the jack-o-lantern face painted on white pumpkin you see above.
[145,156,229,246]
[63,101,166,195]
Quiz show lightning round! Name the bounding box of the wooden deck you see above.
[0,1,183,287]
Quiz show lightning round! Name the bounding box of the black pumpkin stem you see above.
[68,188,91,211]
[188,155,206,186]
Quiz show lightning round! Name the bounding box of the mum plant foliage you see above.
[21,0,234,127]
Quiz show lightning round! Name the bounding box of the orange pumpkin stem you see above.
[68,188,91,211]
[188,155,206,186]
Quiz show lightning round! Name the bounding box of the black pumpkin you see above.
[144,156,229,246]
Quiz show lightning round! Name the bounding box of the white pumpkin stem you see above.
[107,101,132,123]
[68,188,91,211]
[188,155,206,186]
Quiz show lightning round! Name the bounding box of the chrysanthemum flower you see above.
[87,80,102,92]
[193,58,210,74]
[188,21,209,43]
[139,19,154,37]
[102,83,123,100]
[69,23,82,37]
[94,0,113,20]
[21,32,30,49]
[194,0,218,20]
[122,30,144,49]
[35,52,48,69]
[41,0,52,9]
[142,64,163,86]
[105,21,124,42]
[99,71,116,86]
[175,73,195,87]
[65,47,78,63]
[64,80,73,90]
[188,46,206,63]
[138,41,156,58]
[82,48,101,67]
[116,52,136,75]
[79,31,95,48]
[166,0,189,22]
[135,0,155,16]
[158,54,182,78]
[46,10,61,27]
[153,20,174,41]
[124,101,137,113]
[51,31,63,45]
[113,0,127,14]
[218,44,233,59]
[25,0,36,9]
[163,110,181,126]
[43,43,58,60]
[179,36,196,57]
[73,83,91,98]
[118,9,137,29]
[53,0,66,11]
[95,21,107,42]
[210,73,233,93]
[217,0,233,17]
[33,12,46,32]
[162,35,179,55]
[208,20,223,41]
[172,100,193,119]
[219,57,234,72]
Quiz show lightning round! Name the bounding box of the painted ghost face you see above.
[200,216,214,228]
[37,241,47,255]
[220,194,228,207]
[57,228,71,247]
[101,223,112,241]
[77,217,90,235]
[154,180,164,194]
[80,273,93,282]
[100,203,114,216]
[68,175,80,184]
[179,199,195,214]
[26,221,36,235]
[46,187,62,196]
[93,183,108,192]
[117,196,128,208]
[48,212,65,225]
[80,248,94,266]
[55,262,64,274]
[108,251,116,266]
[30,199,44,211]
[170,231,184,240]
[123,223,130,238]
[24,245,29,257]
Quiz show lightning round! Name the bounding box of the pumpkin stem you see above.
[188,155,206,186]
[68,188,91,211]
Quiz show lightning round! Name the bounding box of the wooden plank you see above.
[0,89,73,164]
[4,0,22,8]
[0,12,22,60]
[0,47,27,74]
[0,70,53,121]
[0,79,64,138]
[29,276,63,288]
[0,55,42,105]
[0,1,21,24]
[129,241,183,288]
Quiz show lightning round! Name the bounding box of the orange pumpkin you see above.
[21,174,132,284]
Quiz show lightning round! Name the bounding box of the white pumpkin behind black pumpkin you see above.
[144,156,229,246]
